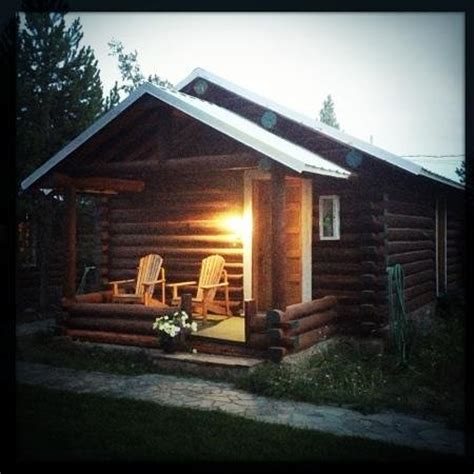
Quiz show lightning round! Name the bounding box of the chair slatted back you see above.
[196,255,225,302]
[135,254,163,297]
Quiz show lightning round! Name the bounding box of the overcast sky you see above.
[72,12,464,182]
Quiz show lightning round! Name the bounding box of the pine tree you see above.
[107,39,174,99]
[319,94,340,129]
[17,11,106,182]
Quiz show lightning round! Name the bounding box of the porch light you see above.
[224,215,244,242]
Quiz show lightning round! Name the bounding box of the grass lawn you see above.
[16,383,459,463]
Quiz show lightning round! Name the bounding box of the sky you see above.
[71,12,464,182]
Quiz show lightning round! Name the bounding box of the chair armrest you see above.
[166,281,197,288]
[201,282,229,290]
[108,279,135,286]
[142,279,166,285]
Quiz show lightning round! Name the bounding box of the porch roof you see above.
[21,83,351,191]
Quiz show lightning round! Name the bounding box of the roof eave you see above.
[178,68,466,190]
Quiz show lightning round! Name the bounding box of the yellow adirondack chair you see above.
[109,254,166,306]
[167,254,231,322]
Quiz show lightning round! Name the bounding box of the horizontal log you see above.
[387,228,435,241]
[67,317,157,336]
[385,213,434,229]
[109,246,243,259]
[315,262,361,275]
[286,296,336,317]
[386,200,434,218]
[400,259,434,276]
[388,241,434,254]
[68,303,178,320]
[108,210,228,224]
[405,291,435,313]
[294,324,339,352]
[52,174,146,193]
[313,289,360,306]
[404,269,435,288]
[267,346,288,363]
[387,249,434,265]
[360,261,385,274]
[107,269,243,283]
[111,190,242,208]
[403,280,435,301]
[74,291,113,304]
[66,329,159,348]
[287,309,339,336]
[83,152,257,175]
[109,257,243,271]
[109,220,228,235]
[109,234,240,247]
[109,200,241,215]
[312,248,361,263]
[313,275,363,291]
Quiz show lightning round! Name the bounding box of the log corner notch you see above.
[50,173,145,194]
[266,296,339,362]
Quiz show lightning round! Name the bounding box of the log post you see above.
[63,185,77,300]
[244,299,257,343]
[181,293,193,319]
[271,165,286,309]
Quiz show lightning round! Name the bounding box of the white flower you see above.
[190,322,198,332]
[192,348,197,354]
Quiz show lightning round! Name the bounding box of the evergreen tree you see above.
[319,94,340,129]
[107,39,174,99]
[17,11,106,182]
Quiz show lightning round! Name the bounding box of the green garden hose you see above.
[387,264,408,366]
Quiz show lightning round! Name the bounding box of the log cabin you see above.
[20,68,465,360]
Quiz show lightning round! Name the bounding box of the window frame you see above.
[319,195,340,241]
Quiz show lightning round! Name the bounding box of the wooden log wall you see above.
[384,190,437,314]
[265,296,340,362]
[446,197,465,293]
[106,171,244,313]
[311,179,364,322]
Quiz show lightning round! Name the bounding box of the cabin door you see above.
[251,176,307,312]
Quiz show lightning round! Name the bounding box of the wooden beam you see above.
[51,174,144,193]
[79,153,258,176]
[271,165,286,309]
[63,185,77,299]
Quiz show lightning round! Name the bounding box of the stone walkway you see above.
[16,361,464,456]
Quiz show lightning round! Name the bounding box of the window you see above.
[319,195,340,240]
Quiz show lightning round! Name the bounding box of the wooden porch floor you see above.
[194,315,245,342]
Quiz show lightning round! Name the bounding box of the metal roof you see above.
[20,83,351,191]
[177,68,464,191]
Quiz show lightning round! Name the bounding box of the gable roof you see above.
[20,83,351,191]
[177,68,464,190]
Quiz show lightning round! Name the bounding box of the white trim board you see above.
[243,170,312,304]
